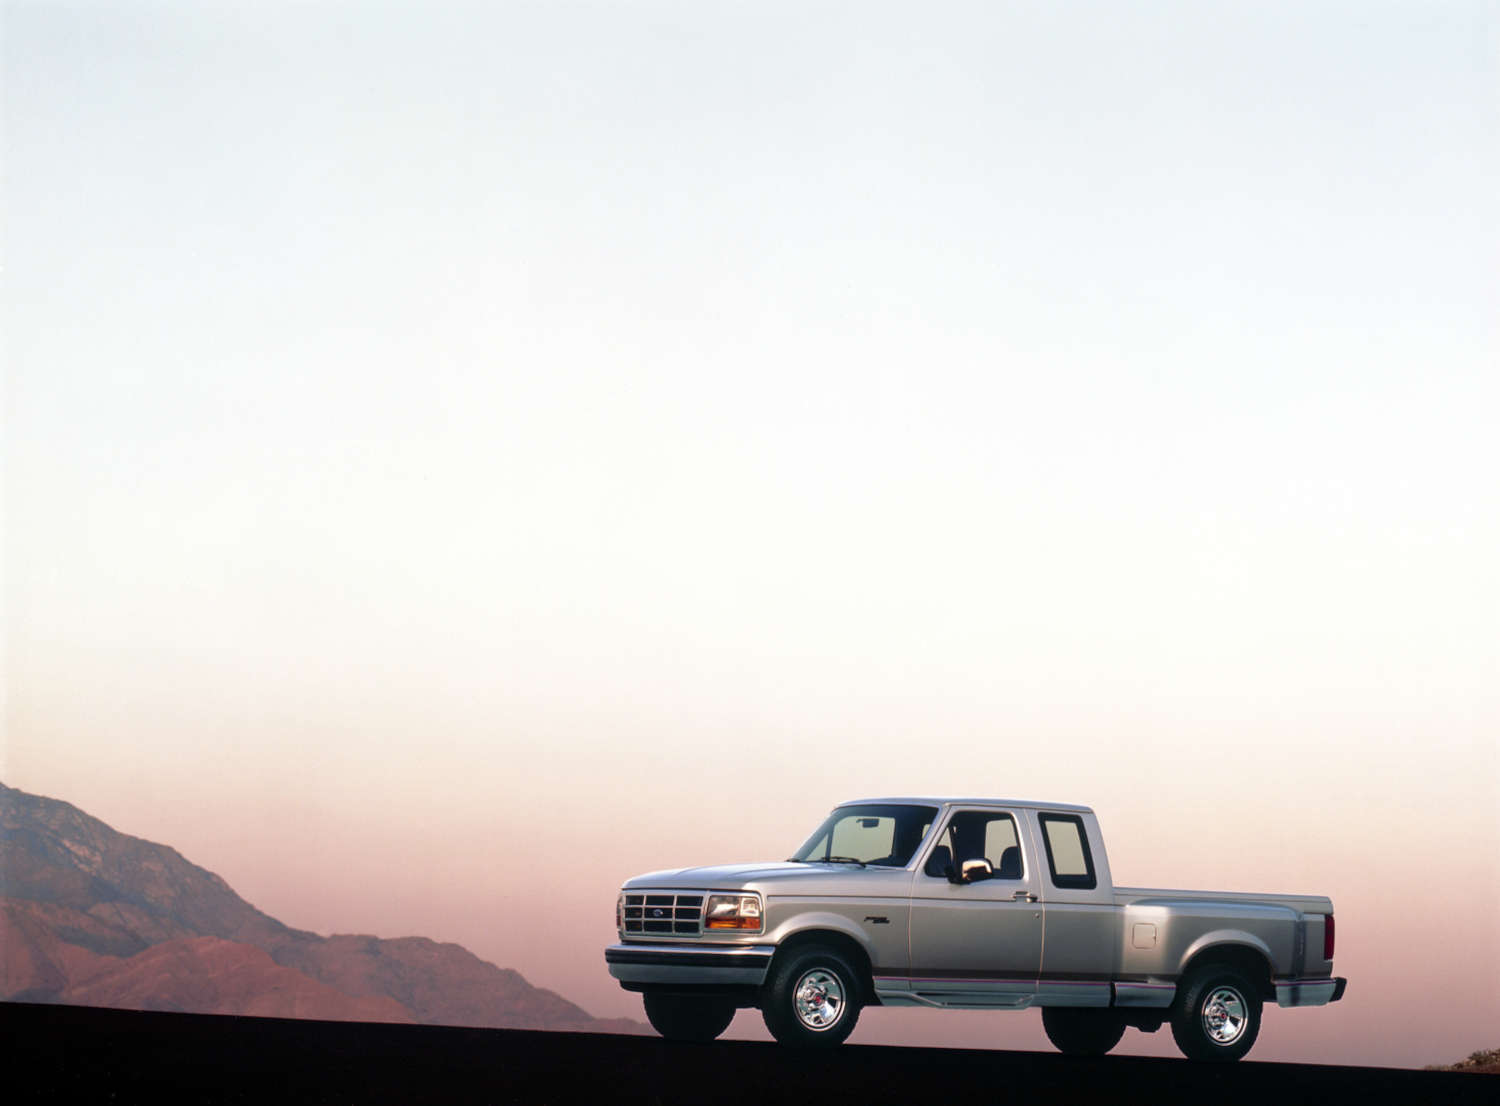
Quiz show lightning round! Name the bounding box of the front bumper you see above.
[605,942,776,987]
[1275,976,1348,1008]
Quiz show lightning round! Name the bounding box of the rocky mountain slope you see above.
[0,782,640,1032]
[1426,1048,1500,1075]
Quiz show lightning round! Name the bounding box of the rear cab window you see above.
[1038,812,1097,890]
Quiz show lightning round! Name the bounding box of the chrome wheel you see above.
[1171,967,1262,1061]
[793,968,845,1030]
[1201,986,1248,1044]
[762,947,863,1047]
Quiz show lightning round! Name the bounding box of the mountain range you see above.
[0,782,641,1032]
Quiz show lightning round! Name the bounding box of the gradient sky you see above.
[4,1,1496,1068]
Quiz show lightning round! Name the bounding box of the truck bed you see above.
[1114,886,1334,915]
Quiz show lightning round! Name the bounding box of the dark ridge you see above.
[0,781,643,1033]
[6,1001,1495,1106]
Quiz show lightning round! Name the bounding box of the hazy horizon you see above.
[5,0,1496,1069]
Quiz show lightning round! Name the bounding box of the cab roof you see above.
[837,797,1092,813]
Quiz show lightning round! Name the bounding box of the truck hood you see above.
[622,861,903,891]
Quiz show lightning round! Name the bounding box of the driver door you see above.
[906,807,1043,1007]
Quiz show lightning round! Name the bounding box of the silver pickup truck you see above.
[605,797,1346,1060]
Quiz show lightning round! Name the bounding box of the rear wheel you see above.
[642,993,737,1042]
[1170,967,1262,1062]
[1041,1008,1127,1056]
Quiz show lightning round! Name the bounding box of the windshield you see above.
[789,804,938,867]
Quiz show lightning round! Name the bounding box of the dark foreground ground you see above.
[6,1001,1492,1106]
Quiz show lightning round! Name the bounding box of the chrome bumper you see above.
[605,942,776,986]
[1275,976,1348,1008]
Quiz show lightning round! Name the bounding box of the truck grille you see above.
[623,892,704,936]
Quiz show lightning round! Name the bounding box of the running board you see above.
[875,987,1033,1010]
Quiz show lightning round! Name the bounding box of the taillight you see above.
[1323,914,1336,961]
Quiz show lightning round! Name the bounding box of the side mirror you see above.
[960,859,993,884]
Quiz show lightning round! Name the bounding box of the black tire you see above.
[642,993,737,1042]
[1041,1007,1127,1056]
[760,946,862,1047]
[1170,967,1262,1062]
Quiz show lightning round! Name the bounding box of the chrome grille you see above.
[623,892,704,936]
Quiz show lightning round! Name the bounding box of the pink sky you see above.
[8,719,1495,1069]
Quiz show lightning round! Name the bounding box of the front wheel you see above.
[1041,1008,1127,1056]
[643,993,737,1042]
[1170,968,1262,1062]
[760,946,862,1047]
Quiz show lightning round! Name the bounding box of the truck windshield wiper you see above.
[820,856,866,867]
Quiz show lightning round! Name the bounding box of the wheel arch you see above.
[1178,939,1275,1002]
[765,928,877,1006]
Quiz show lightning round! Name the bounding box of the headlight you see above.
[705,893,763,931]
[616,892,625,930]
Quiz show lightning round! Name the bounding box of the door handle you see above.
[1013,891,1037,902]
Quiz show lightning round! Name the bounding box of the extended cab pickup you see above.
[605,797,1346,1060]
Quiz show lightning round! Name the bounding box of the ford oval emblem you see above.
[652,908,665,917]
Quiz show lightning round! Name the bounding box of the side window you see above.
[983,817,1020,864]
[926,811,1023,880]
[1038,813,1097,890]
